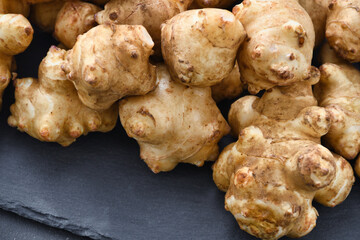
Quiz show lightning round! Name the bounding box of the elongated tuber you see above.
[234,0,316,93]
[119,64,230,173]
[8,46,118,146]
[314,45,360,159]
[213,76,354,239]
[62,24,156,110]
[0,14,33,110]
[161,9,246,87]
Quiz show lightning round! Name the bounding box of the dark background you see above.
[0,28,360,240]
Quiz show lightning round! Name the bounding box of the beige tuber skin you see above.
[214,77,354,239]
[95,0,193,56]
[190,0,237,8]
[62,24,156,111]
[8,46,118,146]
[326,0,360,62]
[298,0,329,47]
[314,44,360,160]
[234,0,316,94]
[119,64,230,173]
[30,0,65,33]
[0,0,30,16]
[161,9,246,87]
[0,14,33,110]
[54,1,101,49]
[211,62,243,102]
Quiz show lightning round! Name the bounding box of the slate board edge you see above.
[0,197,110,240]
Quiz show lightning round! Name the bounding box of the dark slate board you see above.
[0,208,88,240]
[1,28,360,240]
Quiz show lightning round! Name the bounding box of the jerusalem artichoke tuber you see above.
[54,1,101,48]
[95,0,193,56]
[62,24,156,111]
[119,64,230,173]
[161,9,246,87]
[233,0,316,93]
[8,46,118,146]
[0,14,33,110]
[214,77,354,239]
[326,0,360,62]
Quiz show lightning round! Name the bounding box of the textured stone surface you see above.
[0,209,87,240]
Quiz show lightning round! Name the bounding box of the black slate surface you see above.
[0,208,88,240]
[1,29,360,240]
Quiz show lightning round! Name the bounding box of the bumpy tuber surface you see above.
[54,1,101,48]
[62,24,156,111]
[326,0,360,62]
[119,64,230,173]
[8,46,118,146]
[161,9,246,87]
[190,0,237,8]
[314,45,360,159]
[30,0,65,33]
[211,62,243,102]
[214,77,354,239]
[234,0,316,93]
[95,0,193,56]
[298,0,329,47]
[0,14,33,110]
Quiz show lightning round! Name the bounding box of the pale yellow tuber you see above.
[119,64,230,173]
[8,46,118,146]
[234,0,316,93]
[0,14,33,110]
[326,0,360,62]
[62,24,156,111]
[213,77,354,239]
[95,0,193,56]
[314,44,360,160]
[211,62,243,102]
[161,9,246,87]
[54,1,101,49]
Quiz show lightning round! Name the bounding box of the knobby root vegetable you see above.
[0,14,33,110]
[54,1,101,48]
[234,0,316,93]
[119,64,230,173]
[326,0,360,62]
[314,44,360,159]
[211,62,243,102]
[161,9,246,87]
[8,46,118,146]
[62,24,156,111]
[213,77,354,239]
[95,0,193,56]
